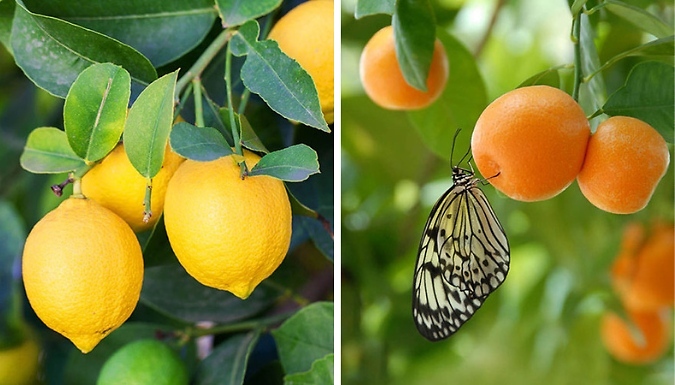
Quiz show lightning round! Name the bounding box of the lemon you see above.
[268,0,334,123]
[22,197,143,353]
[0,332,40,385]
[81,143,184,232]
[163,150,292,299]
[97,339,188,385]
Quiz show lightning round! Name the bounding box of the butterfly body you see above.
[413,165,510,341]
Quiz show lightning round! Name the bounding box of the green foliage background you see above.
[341,0,674,384]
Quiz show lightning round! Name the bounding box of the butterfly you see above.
[412,133,510,341]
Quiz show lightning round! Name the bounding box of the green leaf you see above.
[0,0,14,55]
[593,36,675,75]
[518,65,564,88]
[408,30,487,159]
[578,13,606,116]
[195,331,261,385]
[604,0,672,38]
[392,0,436,91]
[25,0,217,67]
[20,127,87,174]
[140,264,278,323]
[602,61,674,143]
[123,70,178,178]
[217,107,268,153]
[272,302,333,375]
[570,0,589,15]
[170,122,233,161]
[63,63,130,163]
[284,354,334,385]
[216,0,281,27]
[249,144,319,182]
[0,201,25,336]
[355,0,394,18]
[230,20,330,132]
[10,0,156,98]
[240,115,269,153]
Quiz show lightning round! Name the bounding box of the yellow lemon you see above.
[0,332,40,385]
[268,0,334,123]
[81,143,184,232]
[22,197,143,353]
[163,150,292,299]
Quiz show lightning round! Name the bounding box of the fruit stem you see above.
[192,77,205,128]
[225,43,242,157]
[571,11,583,102]
[175,29,234,97]
[71,176,84,198]
[185,311,296,338]
[143,179,153,223]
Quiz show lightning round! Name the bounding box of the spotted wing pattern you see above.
[412,168,509,341]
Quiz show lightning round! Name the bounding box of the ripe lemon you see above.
[163,150,292,299]
[22,197,143,353]
[81,143,184,232]
[97,339,188,385]
[268,0,334,123]
[0,331,40,385]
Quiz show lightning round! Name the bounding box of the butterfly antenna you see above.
[450,129,462,167]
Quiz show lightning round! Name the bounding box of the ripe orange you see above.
[614,222,674,311]
[359,26,449,110]
[471,86,591,201]
[577,116,670,214]
[601,308,670,364]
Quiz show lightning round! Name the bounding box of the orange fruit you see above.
[577,116,670,214]
[601,308,670,364]
[614,223,674,311]
[359,26,449,110]
[471,85,591,201]
[610,222,645,296]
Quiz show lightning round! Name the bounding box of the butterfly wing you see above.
[412,180,509,341]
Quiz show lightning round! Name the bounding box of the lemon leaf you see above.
[248,144,319,182]
[230,20,330,132]
[219,107,269,154]
[20,127,87,174]
[195,330,260,385]
[23,0,217,67]
[602,61,674,143]
[272,302,333,375]
[10,0,156,98]
[283,354,334,385]
[123,70,178,178]
[355,0,394,19]
[169,122,233,161]
[392,0,435,91]
[216,0,281,28]
[64,63,130,163]
[140,264,278,323]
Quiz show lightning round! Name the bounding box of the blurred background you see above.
[341,0,674,384]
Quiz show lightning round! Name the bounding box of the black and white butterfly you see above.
[412,134,510,341]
